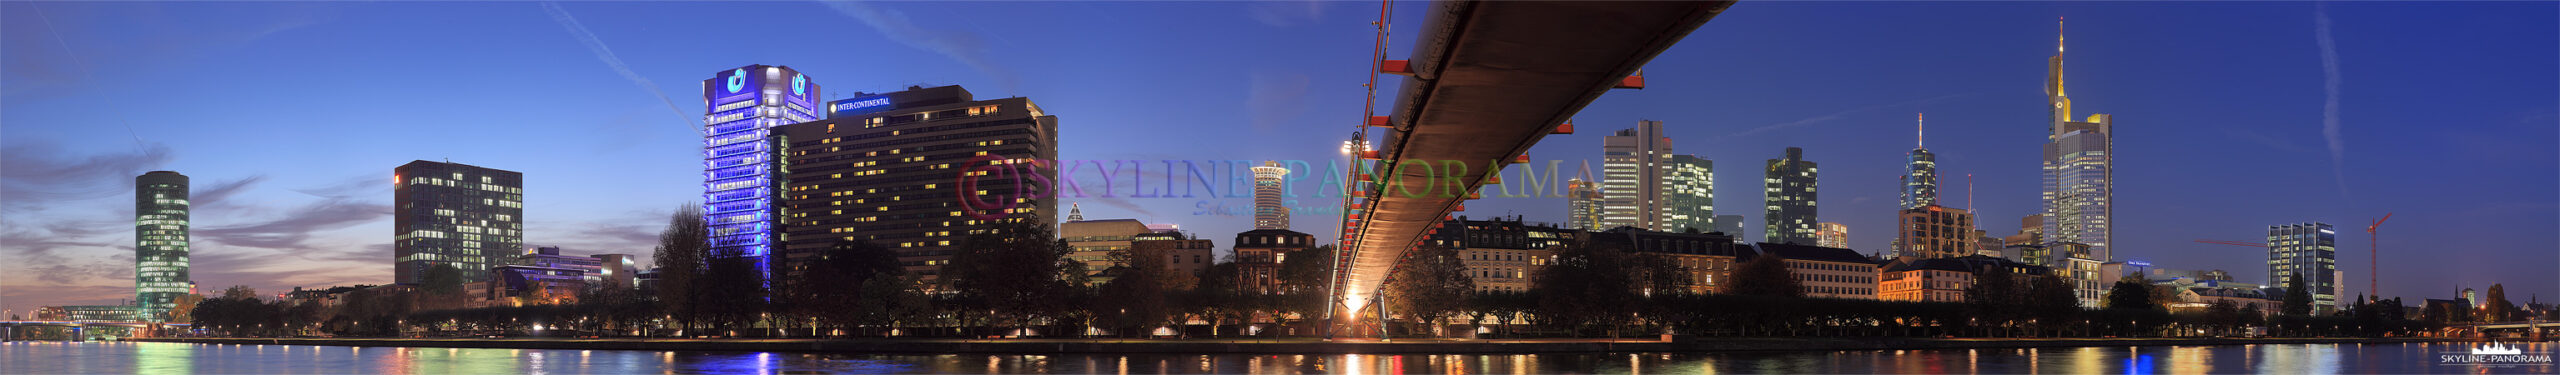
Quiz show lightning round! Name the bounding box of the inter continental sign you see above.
[830,96,893,116]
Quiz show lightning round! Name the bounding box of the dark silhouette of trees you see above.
[2480,284,2524,322]
[698,242,769,334]
[1964,264,2021,336]
[2025,274,2081,336]
[782,239,903,336]
[2105,275,2157,311]
[1729,254,1802,298]
[2281,272,2313,316]
[652,204,707,335]
[944,221,1072,337]
[1387,244,1474,337]
[1095,244,1173,337]
[1531,239,1643,337]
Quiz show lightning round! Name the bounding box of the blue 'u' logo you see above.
[725,69,748,94]
[792,74,807,96]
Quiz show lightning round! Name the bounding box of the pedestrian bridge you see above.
[1332,0,1736,315]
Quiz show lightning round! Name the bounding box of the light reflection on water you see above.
[0,341,2549,374]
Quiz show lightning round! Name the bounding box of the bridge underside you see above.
[1334,0,1734,311]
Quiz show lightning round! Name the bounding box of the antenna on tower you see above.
[1917,113,1925,148]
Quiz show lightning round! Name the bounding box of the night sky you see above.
[4,1,2552,316]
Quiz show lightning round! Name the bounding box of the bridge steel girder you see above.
[1332,0,1735,313]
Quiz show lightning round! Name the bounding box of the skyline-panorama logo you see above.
[2439,341,2552,367]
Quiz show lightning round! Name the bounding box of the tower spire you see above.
[1917,113,1926,149]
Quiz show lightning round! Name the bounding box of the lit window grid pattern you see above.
[2042,124,2112,261]
[1902,148,1938,210]
[1664,155,1714,233]
[393,162,524,284]
[1763,155,1818,245]
[1565,179,1602,230]
[135,173,190,321]
[1251,162,1291,230]
[775,95,1055,282]
[702,71,818,266]
[1600,122,1669,231]
[2268,222,2339,312]
[1896,207,1976,259]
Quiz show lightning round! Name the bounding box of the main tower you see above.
[2042,19,2116,261]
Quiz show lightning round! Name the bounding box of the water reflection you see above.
[2,341,2552,374]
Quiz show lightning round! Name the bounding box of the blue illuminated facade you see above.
[702,65,819,284]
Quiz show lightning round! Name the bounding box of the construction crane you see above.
[2366,213,2392,298]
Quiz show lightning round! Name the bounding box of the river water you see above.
[1,341,2549,374]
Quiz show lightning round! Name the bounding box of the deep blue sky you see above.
[3,1,2552,315]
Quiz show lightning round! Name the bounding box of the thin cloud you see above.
[539,2,698,135]
[292,173,387,199]
[194,175,266,208]
[2315,3,2350,198]
[195,199,390,252]
[818,0,1020,94]
[1722,94,1972,139]
[0,142,173,212]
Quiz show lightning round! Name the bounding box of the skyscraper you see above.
[1251,161,1291,230]
[1665,154,1715,233]
[134,171,190,321]
[2043,19,2117,262]
[703,65,820,284]
[2269,222,2339,314]
[1565,178,1602,230]
[1764,147,1818,245]
[1814,222,1848,249]
[1602,120,1672,230]
[776,85,1056,282]
[1901,113,1939,210]
[393,161,524,284]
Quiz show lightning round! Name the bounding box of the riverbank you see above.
[125,336,2478,354]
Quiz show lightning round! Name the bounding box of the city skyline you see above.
[3,1,2554,315]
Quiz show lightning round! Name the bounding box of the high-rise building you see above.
[393,161,524,284]
[702,65,820,285]
[1901,114,1939,210]
[1896,205,1978,259]
[1763,147,1818,245]
[1714,214,1745,237]
[134,171,191,321]
[1665,154,1715,233]
[776,85,1057,282]
[1601,121,1672,230]
[2269,222,2339,314]
[1565,178,1602,230]
[1251,161,1291,230]
[1814,222,1848,249]
[2043,20,2116,262]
